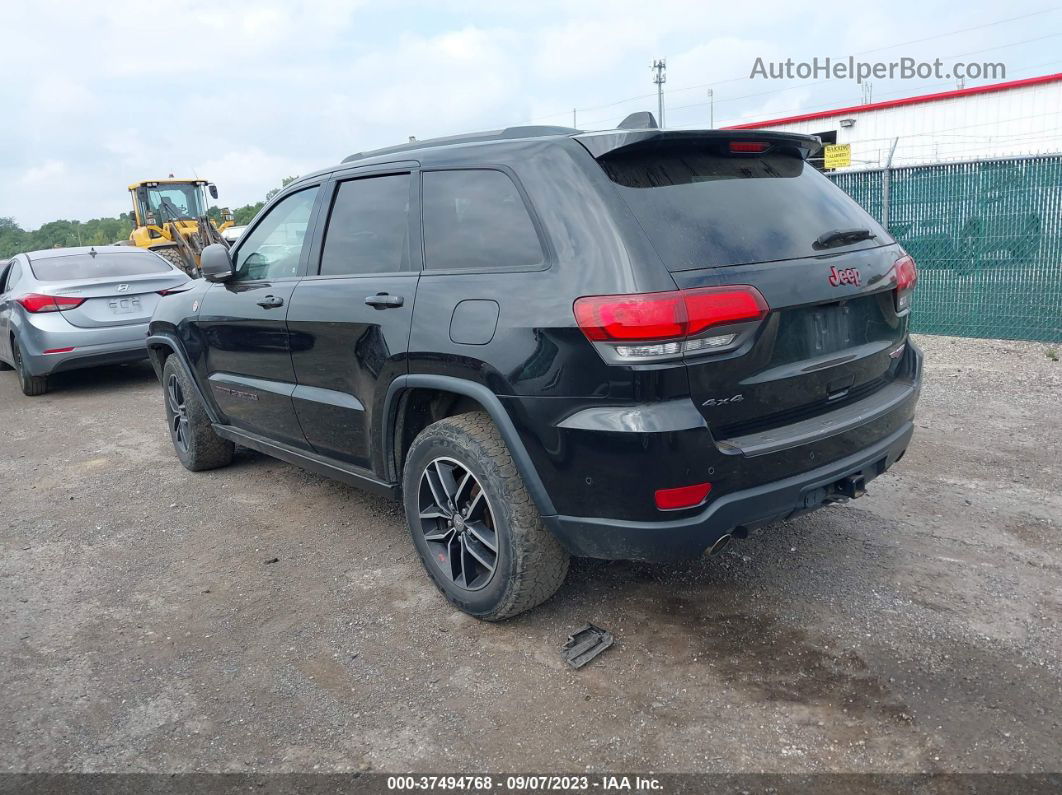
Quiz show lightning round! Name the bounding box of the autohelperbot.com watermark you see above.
[750,56,1006,83]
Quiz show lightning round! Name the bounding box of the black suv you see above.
[147,119,922,620]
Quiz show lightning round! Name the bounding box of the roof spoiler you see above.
[574,129,822,160]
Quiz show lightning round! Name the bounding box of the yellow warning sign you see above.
[824,143,852,169]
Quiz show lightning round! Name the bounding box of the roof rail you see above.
[342,125,580,164]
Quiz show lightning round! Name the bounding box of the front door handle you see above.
[256,295,284,308]
[364,293,404,309]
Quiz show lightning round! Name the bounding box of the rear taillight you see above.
[574,286,768,363]
[17,293,86,313]
[893,254,918,313]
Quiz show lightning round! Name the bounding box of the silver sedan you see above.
[0,246,191,395]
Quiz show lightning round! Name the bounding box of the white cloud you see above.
[1,0,1057,228]
[194,148,313,209]
[19,161,68,187]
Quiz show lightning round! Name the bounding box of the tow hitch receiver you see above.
[837,474,867,499]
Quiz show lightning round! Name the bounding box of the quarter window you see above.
[1,262,18,292]
[422,170,544,271]
[233,187,319,281]
[319,174,411,276]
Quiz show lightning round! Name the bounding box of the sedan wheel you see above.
[12,340,47,396]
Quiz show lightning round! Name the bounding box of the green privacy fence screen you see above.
[828,154,1062,342]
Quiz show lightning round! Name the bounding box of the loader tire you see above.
[152,246,196,277]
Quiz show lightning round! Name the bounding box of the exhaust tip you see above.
[707,534,732,556]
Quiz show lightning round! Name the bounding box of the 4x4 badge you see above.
[828,265,861,287]
[702,394,744,408]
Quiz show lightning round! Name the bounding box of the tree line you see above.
[0,177,297,259]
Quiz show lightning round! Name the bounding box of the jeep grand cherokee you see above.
[147,117,921,619]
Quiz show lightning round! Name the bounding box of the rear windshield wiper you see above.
[814,228,876,250]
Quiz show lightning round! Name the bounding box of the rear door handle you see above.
[256,295,284,308]
[364,293,404,308]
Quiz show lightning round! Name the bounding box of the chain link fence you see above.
[829,154,1062,342]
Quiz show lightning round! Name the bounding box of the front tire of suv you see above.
[12,340,47,396]
[161,356,234,471]
[403,411,569,621]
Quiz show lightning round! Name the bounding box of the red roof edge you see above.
[722,72,1062,130]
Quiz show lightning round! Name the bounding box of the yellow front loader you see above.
[126,178,234,275]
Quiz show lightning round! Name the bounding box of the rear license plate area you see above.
[772,296,892,364]
[109,296,142,315]
[807,302,854,353]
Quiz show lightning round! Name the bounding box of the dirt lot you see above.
[2,335,1060,774]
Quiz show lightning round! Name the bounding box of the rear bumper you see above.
[544,419,913,562]
[18,318,149,376]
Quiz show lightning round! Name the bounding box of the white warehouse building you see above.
[723,73,1062,170]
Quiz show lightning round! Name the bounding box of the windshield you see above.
[139,183,206,223]
[30,252,173,281]
[598,145,890,270]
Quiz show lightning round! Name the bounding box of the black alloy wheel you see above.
[418,456,499,591]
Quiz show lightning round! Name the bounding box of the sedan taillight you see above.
[17,293,86,313]
[157,285,193,296]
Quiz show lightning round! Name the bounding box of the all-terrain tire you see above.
[403,411,569,621]
[162,355,234,471]
[12,339,47,396]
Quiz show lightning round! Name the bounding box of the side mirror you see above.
[200,244,234,282]
[208,183,219,200]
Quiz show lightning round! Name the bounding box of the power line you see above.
[662,56,1062,131]
[570,35,1062,132]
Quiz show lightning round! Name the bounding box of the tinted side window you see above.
[422,170,544,271]
[319,174,411,276]
[234,187,319,281]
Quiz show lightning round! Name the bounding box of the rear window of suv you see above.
[29,252,173,282]
[598,144,889,270]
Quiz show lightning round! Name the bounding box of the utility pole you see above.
[652,58,667,127]
[707,88,714,128]
[573,108,577,128]
[882,136,899,229]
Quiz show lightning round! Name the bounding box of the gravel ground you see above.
[1,334,1060,773]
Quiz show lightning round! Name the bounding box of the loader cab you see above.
[130,180,212,227]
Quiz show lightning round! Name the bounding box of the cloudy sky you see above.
[2,0,1060,228]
